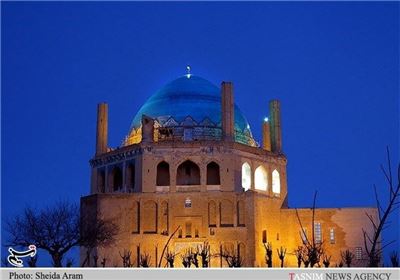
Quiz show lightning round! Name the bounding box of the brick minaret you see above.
[96,103,108,155]
[269,100,282,153]
[262,118,271,151]
[221,82,234,141]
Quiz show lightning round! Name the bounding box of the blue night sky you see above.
[2,2,399,266]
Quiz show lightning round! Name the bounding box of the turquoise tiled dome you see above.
[130,75,252,134]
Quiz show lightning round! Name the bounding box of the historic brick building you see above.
[81,73,377,267]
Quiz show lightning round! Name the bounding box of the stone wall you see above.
[82,141,377,268]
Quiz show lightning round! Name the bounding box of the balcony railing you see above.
[155,126,256,146]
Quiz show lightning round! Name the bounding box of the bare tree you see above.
[336,261,343,267]
[119,249,133,267]
[100,257,107,267]
[65,258,74,267]
[80,213,119,267]
[178,247,201,268]
[322,254,331,268]
[220,246,243,268]
[93,255,99,267]
[165,248,178,268]
[191,248,200,268]
[295,191,325,268]
[198,241,211,267]
[181,249,193,268]
[390,251,398,267]
[277,246,287,268]
[363,148,400,267]
[263,242,273,267]
[6,200,118,268]
[294,247,303,268]
[139,253,151,267]
[303,255,310,268]
[6,201,80,267]
[27,255,38,267]
[341,249,354,267]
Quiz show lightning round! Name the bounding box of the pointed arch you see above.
[207,161,220,185]
[208,200,217,227]
[156,161,170,186]
[176,160,200,185]
[241,162,251,191]
[110,166,123,192]
[220,199,234,227]
[255,166,268,191]
[143,200,157,233]
[126,162,135,192]
[272,169,281,194]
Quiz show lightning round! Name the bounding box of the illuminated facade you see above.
[81,74,377,267]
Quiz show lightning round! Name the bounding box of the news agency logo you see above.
[288,272,393,280]
[289,272,324,280]
[7,245,37,267]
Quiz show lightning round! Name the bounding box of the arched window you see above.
[262,230,267,243]
[255,166,268,191]
[220,199,234,227]
[111,166,123,191]
[143,201,157,233]
[126,163,135,192]
[176,160,200,185]
[241,162,251,191]
[207,162,220,185]
[156,161,170,186]
[208,201,217,227]
[272,169,281,194]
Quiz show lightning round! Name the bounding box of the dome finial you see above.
[186,65,191,78]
